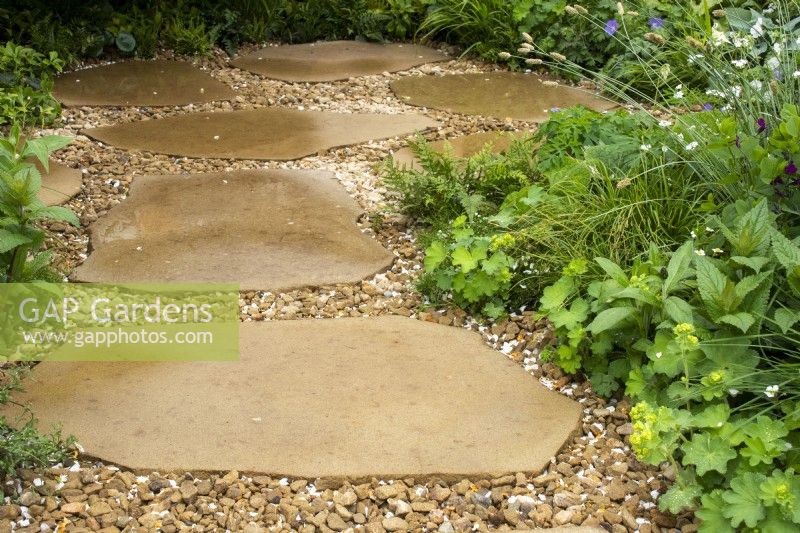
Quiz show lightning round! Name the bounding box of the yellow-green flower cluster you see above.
[673,322,699,349]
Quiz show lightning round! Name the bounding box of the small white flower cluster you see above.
[765,384,780,398]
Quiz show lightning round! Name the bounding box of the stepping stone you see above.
[14,316,581,478]
[53,60,236,107]
[391,72,615,122]
[392,130,530,170]
[73,169,394,290]
[83,108,438,160]
[35,159,82,206]
[232,40,446,82]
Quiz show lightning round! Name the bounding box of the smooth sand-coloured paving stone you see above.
[231,40,446,82]
[14,316,581,478]
[391,72,616,122]
[83,108,438,160]
[391,130,531,171]
[53,60,235,106]
[73,169,392,288]
[34,159,82,206]
[73,169,394,289]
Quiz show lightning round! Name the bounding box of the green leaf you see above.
[731,255,771,272]
[721,472,767,528]
[424,241,448,271]
[0,229,31,253]
[116,31,136,52]
[539,276,576,311]
[682,433,737,475]
[664,296,694,324]
[28,205,79,226]
[550,298,589,330]
[718,312,756,333]
[695,255,727,311]
[692,403,731,428]
[774,308,800,334]
[697,491,736,533]
[594,256,627,285]
[586,306,635,335]
[451,245,486,273]
[659,482,702,514]
[664,241,694,295]
[771,228,800,271]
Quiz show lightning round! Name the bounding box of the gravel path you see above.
[8,46,696,533]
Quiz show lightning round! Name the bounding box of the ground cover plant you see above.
[0,42,63,127]
[383,0,800,529]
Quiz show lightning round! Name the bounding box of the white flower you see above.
[658,119,673,127]
[685,141,699,151]
[765,384,780,398]
[729,388,739,396]
[655,352,663,359]
[751,17,766,38]
[674,84,684,99]
[690,231,697,239]
[731,59,749,69]
[640,144,652,151]
[712,248,724,255]
[773,42,782,54]
[793,71,800,78]
[694,249,706,256]
[749,79,763,91]
[767,56,780,70]
[733,35,750,48]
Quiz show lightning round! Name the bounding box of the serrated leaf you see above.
[695,255,727,311]
[594,256,627,285]
[718,312,756,333]
[697,491,736,533]
[659,482,702,514]
[771,228,800,271]
[664,241,694,295]
[692,403,731,428]
[28,205,79,226]
[539,276,576,311]
[0,229,31,253]
[424,241,447,271]
[451,245,485,273]
[774,307,800,334]
[586,306,634,335]
[664,296,694,324]
[734,271,772,302]
[721,472,767,528]
[731,255,771,272]
[683,433,737,475]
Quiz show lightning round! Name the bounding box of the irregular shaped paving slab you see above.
[391,72,615,122]
[232,40,446,82]
[36,159,82,206]
[16,316,581,478]
[54,60,235,106]
[74,169,394,290]
[83,108,438,160]
[392,130,530,170]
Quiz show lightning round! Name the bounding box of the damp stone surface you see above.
[14,316,582,479]
[53,60,236,107]
[73,169,394,290]
[232,40,446,82]
[391,72,615,122]
[82,108,439,160]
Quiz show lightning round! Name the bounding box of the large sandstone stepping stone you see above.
[392,130,530,170]
[232,40,446,82]
[391,72,615,122]
[16,316,581,478]
[73,169,393,290]
[83,108,438,160]
[35,159,82,206]
[54,60,235,106]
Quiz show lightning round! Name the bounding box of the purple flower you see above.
[703,103,713,111]
[786,161,797,175]
[550,107,561,113]
[605,19,619,36]
[757,118,767,133]
[649,17,664,29]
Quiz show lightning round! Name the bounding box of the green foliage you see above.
[0,42,63,127]
[0,125,79,283]
[164,12,217,56]
[0,366,74,485]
